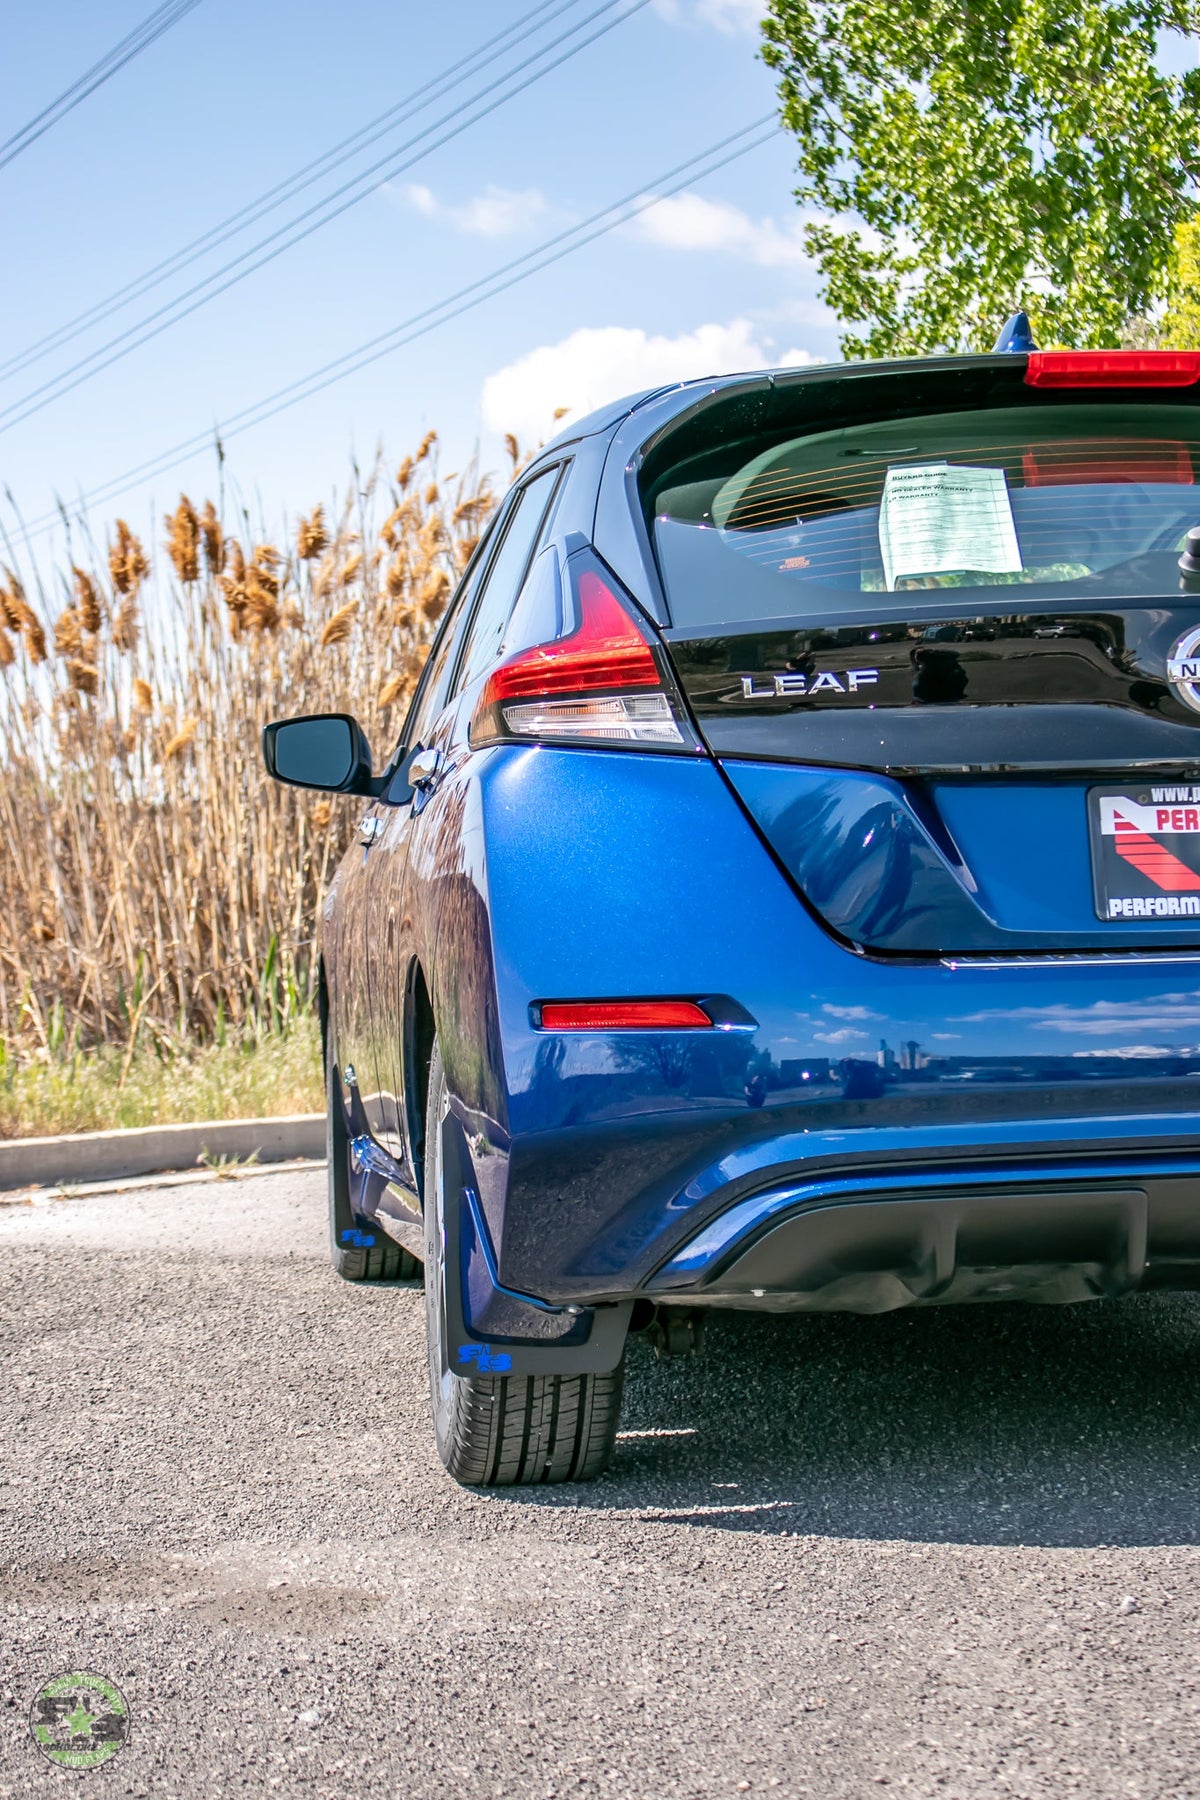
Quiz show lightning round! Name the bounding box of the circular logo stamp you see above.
[1166,625,1200,714]
[29,1671,130,1770]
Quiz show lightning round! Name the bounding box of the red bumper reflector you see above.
[1025,350,1200,389]
[539,1000,713,1030]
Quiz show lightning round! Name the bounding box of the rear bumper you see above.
[429,744,1200,1311]
[648,1152,1200,1312]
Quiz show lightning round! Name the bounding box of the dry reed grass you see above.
[0,436,498,1090]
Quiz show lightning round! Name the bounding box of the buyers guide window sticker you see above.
[877,463,1023,590]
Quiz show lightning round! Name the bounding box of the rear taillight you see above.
[1025,350,1200,389]
[470,552,691,749]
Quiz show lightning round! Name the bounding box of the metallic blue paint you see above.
[994,309,1037,353]
[723,761,980,952]
[722,762,1200,952]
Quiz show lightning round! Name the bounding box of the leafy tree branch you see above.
[762,0,1200,355]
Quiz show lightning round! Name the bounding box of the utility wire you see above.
[0,0,586,383]
[218,126,781,441]
[0,0,646,434]
[0,0,204,173]
[23,119,779,538]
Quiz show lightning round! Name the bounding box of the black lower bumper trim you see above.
[680,1179,1200,1313]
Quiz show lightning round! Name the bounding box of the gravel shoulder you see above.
[1,1171,1198,1798]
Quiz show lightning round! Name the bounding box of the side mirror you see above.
[262,713,378,795]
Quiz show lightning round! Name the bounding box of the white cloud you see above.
[698,0,764,28]
[653,0,763,33]
[814,1027,869,1044]
[481,319,816,442]
[403,182,438,219]
[822,1004,881,1022]
[953,992,1200,1035]
[396,182,548,238]
[630,192,811,269]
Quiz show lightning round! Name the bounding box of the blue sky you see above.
[0,0,838,560]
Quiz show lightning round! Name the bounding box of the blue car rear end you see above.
[267,342,1200,1483]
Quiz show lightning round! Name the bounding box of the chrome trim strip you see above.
[941,953,1200,970]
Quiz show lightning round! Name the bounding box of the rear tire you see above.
[327,1052,421,1281]
[423,1039,623,1486]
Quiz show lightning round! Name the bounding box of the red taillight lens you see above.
[471,553,689,749]
[1025,350,1200,389]
[483,570,659,704]
[538,1000,713,1030]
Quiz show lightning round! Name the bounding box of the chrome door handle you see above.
[408,748,445,789]
[357,814,383,845]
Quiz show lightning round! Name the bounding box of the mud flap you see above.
[439,1107,631,1377]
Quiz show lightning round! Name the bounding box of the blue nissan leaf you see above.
[265,340,1200,1486]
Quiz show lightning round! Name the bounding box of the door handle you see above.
[357,814,383,845]
[408,748,446,789]
[408,747,449,813]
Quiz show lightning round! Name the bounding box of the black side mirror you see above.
[262,713,379,795]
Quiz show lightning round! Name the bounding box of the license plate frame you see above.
[1087,783,1200,923]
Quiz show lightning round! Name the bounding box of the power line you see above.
[22,119,779,538]
[0,0,646,434]
[0,0,204,173]
[0,0,586,384]
[220,127,782,441]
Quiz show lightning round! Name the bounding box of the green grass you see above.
[0,1014,323,1140]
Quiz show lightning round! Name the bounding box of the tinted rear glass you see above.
[648,399,1200,626]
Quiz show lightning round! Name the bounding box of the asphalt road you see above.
[1,1169,1199,1799]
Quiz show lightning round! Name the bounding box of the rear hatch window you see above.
[648,397,1200,626]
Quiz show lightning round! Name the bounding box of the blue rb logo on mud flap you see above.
[457,1344,513,1374]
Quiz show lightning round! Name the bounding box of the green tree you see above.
[1163,218,1200,347]
[762,0,1200,357]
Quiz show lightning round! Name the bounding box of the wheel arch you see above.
[404,957,437,1198]
[317,955,331,1073]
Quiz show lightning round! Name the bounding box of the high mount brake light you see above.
[538,1000,713,1030]
[1025,350,1200,389]
[471,555,688,749]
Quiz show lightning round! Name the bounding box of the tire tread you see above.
[440,1366,624,1487]
[336,1236,421,1282]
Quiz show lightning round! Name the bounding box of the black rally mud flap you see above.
[439,1108,631,1377]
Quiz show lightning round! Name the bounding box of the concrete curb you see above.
[0,1114,324,1192]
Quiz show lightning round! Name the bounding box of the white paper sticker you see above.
[877,462,1023,590]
